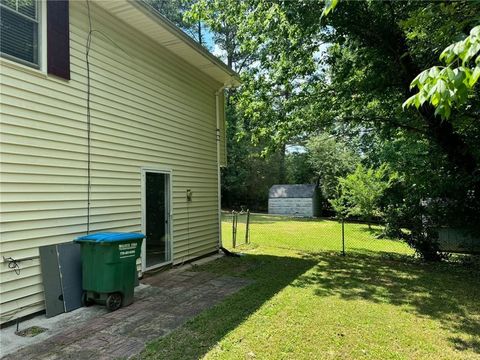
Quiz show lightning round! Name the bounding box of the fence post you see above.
[232,211,237,248]
[341,218,346,256]
[245,210,250,244]
[235,212,238,248]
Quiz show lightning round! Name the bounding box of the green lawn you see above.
[223,213,413,255]
[140,215,480,360]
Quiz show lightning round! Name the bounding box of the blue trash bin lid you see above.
[75,232,145,243]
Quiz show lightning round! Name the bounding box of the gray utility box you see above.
[39,242,83,318]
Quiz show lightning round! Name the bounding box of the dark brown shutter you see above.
[47,0,70,80]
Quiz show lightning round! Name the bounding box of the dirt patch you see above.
[15,326,48,338]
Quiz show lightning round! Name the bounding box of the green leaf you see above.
[431,92,441,107]
[429,66,440,77]
[402,95,416,109]
[418,91,428,106]
[445,67,455,80]
[440,44,455,63]
[434,105,444,118]
[470,66,480,87]
[321,0,339,18]
[410,72,423,89]
[462,67,472,84]
[427,81,438,97]
[414,94,421,109]
[419,69,429,83]
[471,25,480,37]
[444,104,451,119]
[453,69,466,88]
[453,41,466,56]
[436,79,447,94]
[465,42,480,63]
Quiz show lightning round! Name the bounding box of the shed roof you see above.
[96,0,240,87]
[269,184,317,198]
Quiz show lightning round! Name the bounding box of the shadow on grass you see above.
[295,251,480,354]
[140,250,479,359]
[355,224,409,245]
[139,253,318,360]
[356,224,383,236]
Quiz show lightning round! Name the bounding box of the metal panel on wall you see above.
[39,245,64,318]
[39,242,82,317]
[57,243,82,312]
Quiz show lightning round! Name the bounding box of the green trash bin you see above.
[74,232,144,311]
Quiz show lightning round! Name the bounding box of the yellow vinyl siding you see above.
[0,1,224,322]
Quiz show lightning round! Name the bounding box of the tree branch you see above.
[337,116,428,135]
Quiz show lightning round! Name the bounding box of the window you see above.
[0,0,40,67]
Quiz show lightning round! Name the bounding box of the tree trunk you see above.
[197,21,202,46]
[279,143,287,184]
[421,107,477,174]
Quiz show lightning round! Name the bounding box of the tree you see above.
[187,1,480,253]
[185,0,252,70]
[306,134,360,200]
[221,101,289,211]
[285,151,316,185]
[322,0,480,120]
[186,0,324,150]
[188,1,331,188]
[331,164,398,228]
[189,1,479,178]
[146,0,207,46]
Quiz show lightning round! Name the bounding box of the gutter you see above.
[215,86,226,250]
[215,82,240,250]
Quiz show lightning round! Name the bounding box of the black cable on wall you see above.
[83,0,130,234]
[85,0,93,234]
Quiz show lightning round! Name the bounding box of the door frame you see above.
[141,167,174,272]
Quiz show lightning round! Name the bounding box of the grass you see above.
[223,213,413,255]
[15,326,47,337]
[140,215,480,360]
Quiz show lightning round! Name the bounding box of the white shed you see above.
[268,184,320,217]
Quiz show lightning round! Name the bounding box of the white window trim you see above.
[40,0,47,72]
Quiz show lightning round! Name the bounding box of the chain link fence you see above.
[221,211,414,256]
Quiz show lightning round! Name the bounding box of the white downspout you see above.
[215,85,227,250]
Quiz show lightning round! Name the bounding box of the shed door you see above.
[143,171,172,269]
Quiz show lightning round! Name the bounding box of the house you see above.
[268,184,321,217]
[0,0,239,324]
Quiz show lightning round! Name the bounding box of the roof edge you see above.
[131,0,241,87]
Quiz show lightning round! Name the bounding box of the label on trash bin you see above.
[118,242,137,258]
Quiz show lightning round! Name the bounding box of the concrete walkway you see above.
[1,266,251,360]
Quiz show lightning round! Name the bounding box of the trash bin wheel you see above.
[81,291,94,307]
[106,292,122,311]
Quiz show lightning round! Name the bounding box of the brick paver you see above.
[5,269,252,360]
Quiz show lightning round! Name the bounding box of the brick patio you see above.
[3,266,252,360]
